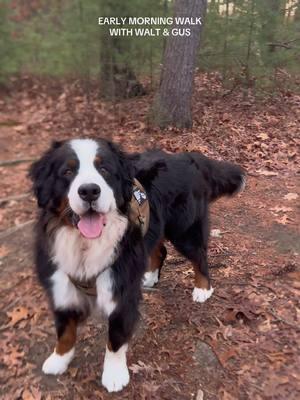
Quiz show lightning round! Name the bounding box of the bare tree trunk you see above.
[99,34,116,100]
[294,0,300,21]
[151,0,207,129]
[222,0,230,81]
[245,0,255,87]
[260,0,282,54]
[99,0,145,100]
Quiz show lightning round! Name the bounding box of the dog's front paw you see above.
[42,348,74,375]
[192,287,214,303]
[143,270,159,288]
[102,344,129,392]
[102,363,130,392]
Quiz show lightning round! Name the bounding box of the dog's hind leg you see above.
[143,240,167,287]
[192,259,214,303]
[170,217,214,303]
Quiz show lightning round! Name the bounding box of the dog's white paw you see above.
[102,363,129,392]
[101,345,129,392]
[42,348,74,375]
[143,270,159,288]
[192,287,214,303]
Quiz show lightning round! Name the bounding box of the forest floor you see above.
[0,75,299,400]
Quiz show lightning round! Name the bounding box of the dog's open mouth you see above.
[77,211,107,239]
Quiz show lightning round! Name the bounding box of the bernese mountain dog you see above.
[29,138,245,392]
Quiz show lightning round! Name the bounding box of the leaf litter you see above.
[0,74,299,399]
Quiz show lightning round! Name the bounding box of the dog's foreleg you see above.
[42,311,78,375]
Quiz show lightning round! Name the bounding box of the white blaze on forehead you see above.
[68,139,116,215]
[70,139,99,173]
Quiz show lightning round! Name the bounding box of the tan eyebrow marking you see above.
[67,159,77,168]
[94,155,102,166]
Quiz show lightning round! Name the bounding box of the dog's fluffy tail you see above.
[207,159,246,201]
[191,153,246,202]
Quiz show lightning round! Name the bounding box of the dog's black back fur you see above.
[130,150,245,255]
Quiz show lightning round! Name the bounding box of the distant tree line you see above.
[0,0,299,93]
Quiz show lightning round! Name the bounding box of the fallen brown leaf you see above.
[2,346,25,367]
[196,389,204,400]
[7,306,32,326]
[219,389,237,400]
[276,214,292,225]
[218,348,238,367]
[270,206,293,213]
[284,192,298,201]
[257,133,269,140]
[22,387,42,400]
[0,245,10,258]
[256,169,278,176]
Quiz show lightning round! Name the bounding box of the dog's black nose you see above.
[78,184,101,202]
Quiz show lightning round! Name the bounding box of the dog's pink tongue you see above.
[78,213,105,239]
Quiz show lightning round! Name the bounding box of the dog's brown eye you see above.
[64,169,73,177]
[100,167,109,176]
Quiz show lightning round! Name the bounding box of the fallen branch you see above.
[142,287,159,292]
[0,158,36,167]
[222,83,239,97]
[267,38,300,50]
[165,258,185,266]
[268,43,294,50]
[0,193,31,205]
[210,251,233,258]
[230,281,277,294]
[0,219,35,240]
[268,307,299,330]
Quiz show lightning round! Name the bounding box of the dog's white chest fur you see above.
[51,210,128,280]
[50,210,128,314]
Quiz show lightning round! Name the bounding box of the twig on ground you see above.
[165,258,186,266]
[2,297,20,313]
[222,281,277,294]
[142,287,159,292]
[0,158,36,167]
[0,219,35,240]
[210,251,233,258]
[0,193,31,204]
[268,307,299,330]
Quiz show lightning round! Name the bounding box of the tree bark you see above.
[222,0,230,81]
[294,0,300,21]
[99,33,116,99]
[99,0,145,100]
[245,0,255,86]
[151,0,207,129]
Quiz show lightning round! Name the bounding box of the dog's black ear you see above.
[119,150,135,204]
[29,141,64,208]
[51,140,64,150]
[107,141,134,204]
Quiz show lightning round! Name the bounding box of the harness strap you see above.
[129,178,150,236]
[68,275,98,297]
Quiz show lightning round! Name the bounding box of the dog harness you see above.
[68,179,149,297]
[128,178,150,236]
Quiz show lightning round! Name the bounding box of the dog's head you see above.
[29,138,133,238]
